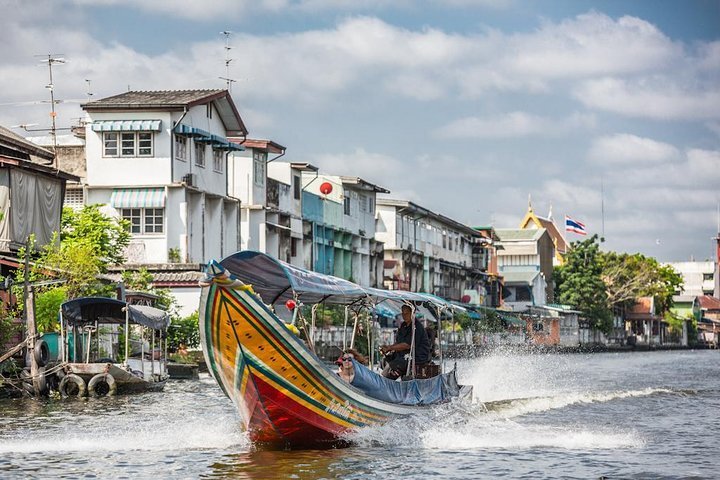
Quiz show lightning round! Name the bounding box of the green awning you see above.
[91,120,162,132]
[110,188,165,208]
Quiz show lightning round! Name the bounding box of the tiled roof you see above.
[629,297,653,314]
[83,89,226,109]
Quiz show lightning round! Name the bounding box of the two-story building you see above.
[495,228,554,311]
[82,89,247,265]
[375,199,485,301]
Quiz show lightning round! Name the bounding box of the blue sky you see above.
[1,0,718,262]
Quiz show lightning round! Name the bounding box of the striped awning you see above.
[110,188,165,208]
[91,120,162,132]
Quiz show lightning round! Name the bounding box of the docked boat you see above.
[55,297,171,397]
[199,251,472,449]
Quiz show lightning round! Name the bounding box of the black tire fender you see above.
[88,373,117,397]
[34,339,50,367]
[59,373,86,398]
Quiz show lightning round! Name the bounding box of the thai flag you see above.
[565,215,587,235]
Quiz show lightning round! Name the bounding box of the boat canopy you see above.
[60,297,171,330]
[216,250,451,307]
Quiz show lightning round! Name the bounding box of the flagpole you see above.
[601,177,605,242]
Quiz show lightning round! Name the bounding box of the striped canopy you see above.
[110,188,165,208]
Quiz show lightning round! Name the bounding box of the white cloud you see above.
[575,77,720,120]
[503,13,681,79]
[436,111,595,139]
[312,148,404,186]
[587,133,679,164]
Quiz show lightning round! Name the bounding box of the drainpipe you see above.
[171,107,189,183]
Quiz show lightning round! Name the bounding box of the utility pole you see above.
[23,239,40,396]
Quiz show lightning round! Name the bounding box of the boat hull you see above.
[199,283,420,448]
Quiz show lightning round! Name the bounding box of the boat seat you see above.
[413,362,440,379]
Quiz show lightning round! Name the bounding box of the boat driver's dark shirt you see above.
[396,319,432,364]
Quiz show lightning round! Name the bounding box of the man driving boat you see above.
[379,304,431,379]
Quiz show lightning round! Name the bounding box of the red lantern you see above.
[319,182,333,195]
[285,299,297,311]
[461,295,471,304]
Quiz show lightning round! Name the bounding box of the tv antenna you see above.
[219,31,236,91]
[85,79,94,101]
[36,53,65,166]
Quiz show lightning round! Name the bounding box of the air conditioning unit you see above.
[182,173,196,187]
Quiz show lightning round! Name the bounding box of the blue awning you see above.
[174,124,211,138]
[110,188,165,208]
[174,126,244,151]
[91,120,162,132]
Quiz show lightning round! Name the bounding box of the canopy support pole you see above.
[349,311,359,350]
[342,306,349,351]
[124,307,129,367]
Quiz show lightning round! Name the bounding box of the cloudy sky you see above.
[1,0,718,262]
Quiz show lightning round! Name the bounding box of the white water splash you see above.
[0,415,249,454]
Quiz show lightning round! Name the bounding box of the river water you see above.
[1,349,718,479]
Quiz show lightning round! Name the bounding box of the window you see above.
[516,286,531,302]
[206,103,212,119]
[121,132,135,156]
[703,273,714,281]
[195,142,205,167]
[64,188,84,207]
[253,151,266,186]
[344,196,351,215]
[104,131,153,157]
[368,196,374,214]
[359,194,368,213]
[120,208,164,234]
[175,135,187,161]
[103,132,118,156]
[138,132,152,156]
[291,238,298,257]
[213,149,223,173]
[293,175,301,199]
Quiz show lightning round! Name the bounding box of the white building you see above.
[82,89,247,265]
[227,137,315,268]
[375,199,484,301]
[667,261,716,296]
[81,90,248,316]
[495,228,555,311]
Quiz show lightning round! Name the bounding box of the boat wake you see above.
[481,386,687,418]
[345,394,647,450]
[344,385,695,451]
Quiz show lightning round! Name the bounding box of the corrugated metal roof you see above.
[495,228,546,242]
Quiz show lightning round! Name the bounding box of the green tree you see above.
[554,235,613,333]
[600,252,683,314]
[167,311,200,352]
[4,206,129,334]
[60,205,131,267]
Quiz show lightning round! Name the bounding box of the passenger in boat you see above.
[379,304,431,379]
[336,353,356,383]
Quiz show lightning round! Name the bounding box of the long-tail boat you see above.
[199,251,471,449]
